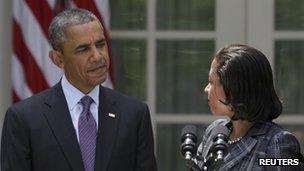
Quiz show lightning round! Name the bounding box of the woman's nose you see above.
[204,83,210,94]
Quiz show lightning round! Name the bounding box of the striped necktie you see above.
[78,95,97,171]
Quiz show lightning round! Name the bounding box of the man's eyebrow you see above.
[95,39,105,44]
[74,39,106,52]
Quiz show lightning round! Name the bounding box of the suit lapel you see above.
[95,86,120,171]
[220,122,272,170]
[43,83,84,171]
[221,137,258,170]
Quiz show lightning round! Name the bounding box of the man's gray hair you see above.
[49,8,98,52]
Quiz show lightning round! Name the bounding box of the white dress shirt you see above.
[61,75,99,142]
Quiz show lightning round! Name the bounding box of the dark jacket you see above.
[1,83,157,171]
[197,118,304,171]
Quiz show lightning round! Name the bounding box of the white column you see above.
[216,0,246,50]
[147,0,157,151]
[247,0,274,68]
[0,0,12,139]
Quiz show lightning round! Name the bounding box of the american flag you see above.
[12,0,113,102]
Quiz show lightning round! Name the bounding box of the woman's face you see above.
[204,59,234,117]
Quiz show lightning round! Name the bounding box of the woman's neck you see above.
[230,120,253,141]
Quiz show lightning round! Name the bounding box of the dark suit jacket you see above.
[1,83,157,171]
[196,119,304,171]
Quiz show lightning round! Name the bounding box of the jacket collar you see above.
[220,120,273,170]
[44,83,85,171]
[94,86,120,171]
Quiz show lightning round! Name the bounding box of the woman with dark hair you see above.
[198,44,304,170]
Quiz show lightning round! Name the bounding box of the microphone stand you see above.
[186,154,203,171]
[202,152,224,171]
[182,125,228,171]
[183,148,225,171]
[184,143,226,170]
[202,126,229,170]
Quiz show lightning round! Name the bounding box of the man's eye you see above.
[96,42,105,47]
[76,47,89,53]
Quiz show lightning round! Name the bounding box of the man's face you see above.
[59,20,110,93]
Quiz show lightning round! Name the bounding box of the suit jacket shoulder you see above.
[9,87,53,115]
[1,83,83,171]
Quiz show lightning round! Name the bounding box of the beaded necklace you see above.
[227,125,243,145]
[228,136,243,144]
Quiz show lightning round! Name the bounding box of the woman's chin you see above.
[212,113,228,118]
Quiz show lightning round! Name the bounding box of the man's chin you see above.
[91,75,107,86]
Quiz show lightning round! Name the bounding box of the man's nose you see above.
[91,46,102,62]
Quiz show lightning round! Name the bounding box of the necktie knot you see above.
[80,96,94,112]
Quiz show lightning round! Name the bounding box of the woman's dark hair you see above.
[214,44,282,122]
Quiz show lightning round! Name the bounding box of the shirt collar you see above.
[61,75,99,111]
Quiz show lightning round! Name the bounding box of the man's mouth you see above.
[88,64,107,72]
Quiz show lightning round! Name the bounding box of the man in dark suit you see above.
[1,8,157,171]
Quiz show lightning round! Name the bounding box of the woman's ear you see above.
[49,50,64,68]
[228,104,234,111]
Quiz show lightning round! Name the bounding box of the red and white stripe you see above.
[12,0,113,102]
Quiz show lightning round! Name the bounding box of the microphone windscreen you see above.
[181,125,197,140]
[211,125,229,139]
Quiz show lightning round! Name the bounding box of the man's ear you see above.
[49,50,64,68]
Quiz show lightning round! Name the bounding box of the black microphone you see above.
[210,125,229,162]
[180,125,198,161]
